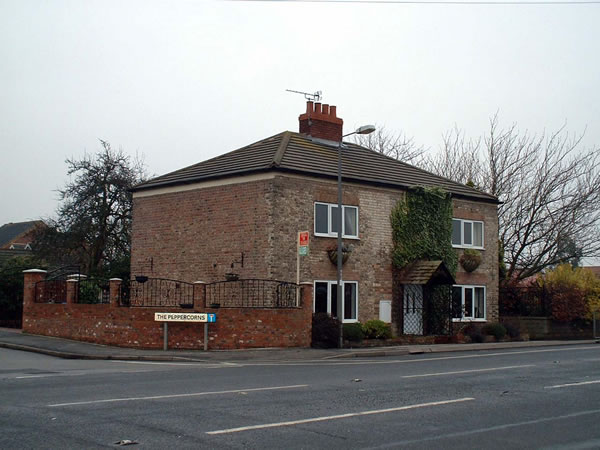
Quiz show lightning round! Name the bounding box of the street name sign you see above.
[154,312,216,323]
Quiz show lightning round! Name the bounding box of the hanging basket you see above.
[460,250,482,272]
[327,248,351,265]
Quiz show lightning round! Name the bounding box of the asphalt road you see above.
[1,344,600,449]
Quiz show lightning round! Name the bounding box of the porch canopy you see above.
[396,260,455,286]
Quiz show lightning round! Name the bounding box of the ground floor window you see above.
[452,285,486,320]
[314,280,358,322]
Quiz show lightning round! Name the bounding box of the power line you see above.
[228,0,600,5]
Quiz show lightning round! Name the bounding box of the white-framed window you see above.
[314,280,358,323]
[314,202,359,239]
[452,219,484,249]
[452,285,486,321]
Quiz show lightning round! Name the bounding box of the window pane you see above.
[473,222,483,247]
[452,220,461,245]
[330,283,339,318]
[452,286,463,318]
[344,207,357,237]
[344,283,357,320]
[463,222,473,246]
[315,282,328,313]
[474,287,485,318]
[464,287,473,318]
[331,206,340,235]
[315,204,329,234]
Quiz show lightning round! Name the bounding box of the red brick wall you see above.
[131,179,274,282]
[22,276,313,350]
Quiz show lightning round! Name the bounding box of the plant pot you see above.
[135,275,148,283]
[460,252,481,272]
[225,273,239,281]
[327,249,350,265]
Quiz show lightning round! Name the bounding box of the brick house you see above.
[131,102,500,336]
[0,220,44,263]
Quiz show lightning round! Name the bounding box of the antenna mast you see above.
[286,89,322,102]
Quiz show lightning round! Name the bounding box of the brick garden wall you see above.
[21,271,313,350]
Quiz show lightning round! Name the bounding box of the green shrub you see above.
[482,322,507,341]
[311,313,341,348]
[343,323,364,342]
[362,319,392,340]
[78,281,102,304]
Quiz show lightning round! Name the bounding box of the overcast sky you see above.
[2,0,599,229]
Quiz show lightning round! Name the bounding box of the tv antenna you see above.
[286,89,322,102]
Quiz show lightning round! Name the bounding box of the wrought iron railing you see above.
[34,275,110,304]
[499,285,550,317]
[205,279,300,308]
[75,277,110,304]
[123,278,195,308]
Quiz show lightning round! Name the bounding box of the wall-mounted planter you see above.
[460,250,482,272]
[326,244,353,266]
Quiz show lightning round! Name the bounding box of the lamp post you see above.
[337,124,375,348]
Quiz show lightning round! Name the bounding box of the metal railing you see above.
[75,277,110,304]
[499,285,551,317]
[123,278,195,308]
[206,279,300,308]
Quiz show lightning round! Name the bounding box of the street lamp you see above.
[337,124,375,348]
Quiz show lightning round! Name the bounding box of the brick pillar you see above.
[66,279,78,304]
[193,281,206,310]
[23,269,47,307]
[300,281,313,347]
[109,278,123,308]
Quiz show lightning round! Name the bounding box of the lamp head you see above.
[355,125,376,135]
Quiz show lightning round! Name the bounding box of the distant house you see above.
[130,102,500,336]
[0,220,44,263]
[585,266,600,280]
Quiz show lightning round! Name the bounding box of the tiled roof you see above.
[396,260,456,285]
[0,221,43,248]
[133,131,499,203]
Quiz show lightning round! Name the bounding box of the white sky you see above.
[2,0,599,233]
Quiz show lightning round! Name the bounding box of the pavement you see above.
[0,327,598,362]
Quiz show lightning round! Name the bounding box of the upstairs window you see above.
[314,202,358,238]
[452,219,484,248]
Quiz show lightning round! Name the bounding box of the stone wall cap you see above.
[22,269,47,273]
[109,278,123,281]
[194,281,207,284]
[300,281,313,285]
[67,279,79,283]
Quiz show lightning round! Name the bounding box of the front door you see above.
[403,284,423,335]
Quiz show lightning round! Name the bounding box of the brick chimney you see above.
[299,101,343,142]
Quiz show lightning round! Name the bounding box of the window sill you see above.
[452,245,485,250]
[452,318,487,322]
[314,233,360,240]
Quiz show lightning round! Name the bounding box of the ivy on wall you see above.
[390,186,457,275]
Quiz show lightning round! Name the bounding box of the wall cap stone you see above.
[109,278,123,281]
[22,269,47,274]
[194,281,207,284]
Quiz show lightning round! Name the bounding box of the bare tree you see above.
[423,126,483,189]
[424,115,600,280]
[34,140,148,274]
[352,125,426,165]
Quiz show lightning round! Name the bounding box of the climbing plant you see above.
[390,186,457,274]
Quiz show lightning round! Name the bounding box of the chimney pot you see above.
[322,104,330,115]
[314,102,322,114]
[306,101,313,114]
[330,105,337,118]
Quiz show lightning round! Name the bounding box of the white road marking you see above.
[48,384,308,407]
[545,379,600,389]
[239,346,600,367]
[206,397,475,435]
[110,360,240,367]
[14,370,151,379]
[401,364,535,378]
